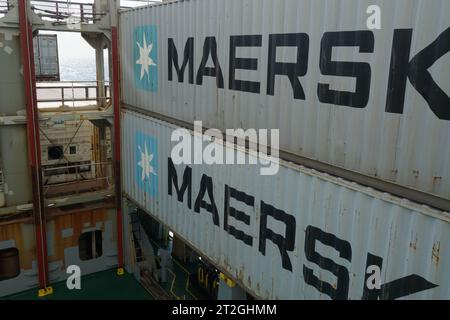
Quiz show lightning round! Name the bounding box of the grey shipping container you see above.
[34,34,60,81]
[122,110,449,300]
[119,0,450,208]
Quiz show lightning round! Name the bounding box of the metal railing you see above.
[42,161,113,195]
[120,1,163,10]
[0,1,105,22]
[0,0,12,16]
[30,0,105,24]
[37,80,111,108]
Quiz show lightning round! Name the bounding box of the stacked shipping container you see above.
[122,110,449,300]
[119,0,450,299]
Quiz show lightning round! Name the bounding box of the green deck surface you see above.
[4,269,153,300]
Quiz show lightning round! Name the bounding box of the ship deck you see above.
[3,269,153,300]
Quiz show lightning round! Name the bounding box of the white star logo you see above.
[136,33,156,81]
[137,144,157,182]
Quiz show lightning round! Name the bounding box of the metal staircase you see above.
[129,210,143,263]
[128,209,170,299]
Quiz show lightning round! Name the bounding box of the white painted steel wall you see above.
[40,120,94,184]
[122,110,449,300]
[120,0,450,201]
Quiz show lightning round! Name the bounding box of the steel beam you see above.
[111,25,124,272]
[18,0,49,293]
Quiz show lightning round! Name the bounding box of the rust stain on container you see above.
[409,232,418,251]
[120,0,450,202]
[122,110,450,300]
[432,242,440,264]
[238,268,244,281]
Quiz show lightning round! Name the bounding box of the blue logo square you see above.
[133,25,158,92]
[135,132,158,197]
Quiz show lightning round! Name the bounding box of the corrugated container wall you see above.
[122,110,449,300]
[120,0,450,202]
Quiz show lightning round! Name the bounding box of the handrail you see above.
[37,81,111,107]
[38,80,110,84]
[42,161,114,194]
[0,0,12,15]
[42,161,111,173]
[30,0,105,24]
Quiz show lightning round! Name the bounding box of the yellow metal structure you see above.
[37,286,53,297]
[219,273,236,288]
[117,268,125,276]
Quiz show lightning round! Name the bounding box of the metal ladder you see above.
[129,210,144,263]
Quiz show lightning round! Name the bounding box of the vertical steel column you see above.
[18,0,50,295]
[111,25,124,273]
[95,44,106,107]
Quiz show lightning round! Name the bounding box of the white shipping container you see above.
[34,34,60,81]
[120,0,450,204]
[122,110,449,300]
